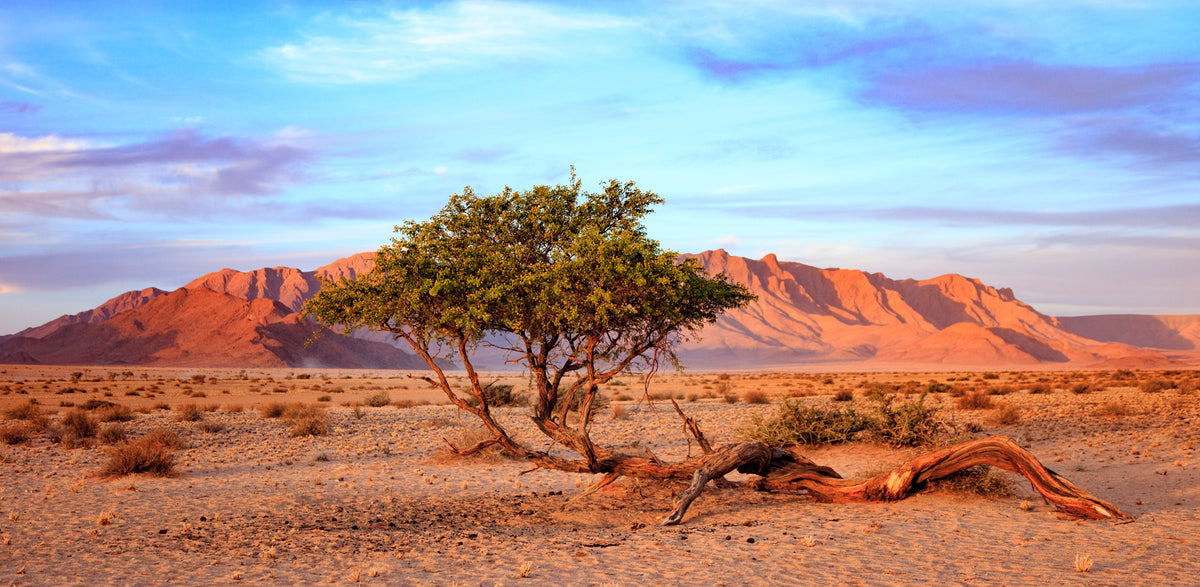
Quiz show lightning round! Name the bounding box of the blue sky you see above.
[2,1,1199,334]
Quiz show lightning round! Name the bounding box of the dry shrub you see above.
[927,466,1014,498]
[102,435,176,477]
[1095,401,1135,417]
[259,402,288,418]
[1,422,32,445]
[723,393,739,404]
[142,428,186,449]
[742,390,770,404]
[316,394,332,402]
[174,403,203,422]
[610,404,630,420]
[832,389,854,402]
[1027,383,1052,394]
[197,421,225,434]
[955,391,994,410]
[62,408,98,439]
[2,401,49,429]
[1069,383,1091,394]
[364,391,391,407]
[96,404,134,422]
[439,425,518,462]
[223,403,244,413]
[988,403,1021,426]
[283,403,327,437]
[98,423,127,444]
[1139,378,1172,393]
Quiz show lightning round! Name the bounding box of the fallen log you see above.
[662,436,1130,525]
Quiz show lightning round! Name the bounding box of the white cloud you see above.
[0,132,88,153]
[261,1,633,83]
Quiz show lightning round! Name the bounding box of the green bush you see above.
[739,393,951,448]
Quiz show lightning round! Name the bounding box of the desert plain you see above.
[1,365,1198,586]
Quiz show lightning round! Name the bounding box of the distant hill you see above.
[2,250,1196,369]
[0,278,423,369]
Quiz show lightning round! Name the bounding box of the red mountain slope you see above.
[0,287,424,368]
[4,249,1196,369]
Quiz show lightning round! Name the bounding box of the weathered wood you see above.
[657,436,1130,525]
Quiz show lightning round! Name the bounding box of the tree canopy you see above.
[303,172,755,470]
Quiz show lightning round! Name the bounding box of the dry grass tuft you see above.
[1095,401,1135,417]
[1074,552,1094,573]
[927,466,1015,498]
[98,423,127,444]
[987,402,1021,426]
[102,435,176,477]
[1,422,33,445]
[364,391,391,407]
[283,403,327,437]
[955,391,994,410]
[174,403,204,422]
[259,402,288,418]
[95,404,135,422]
[742,390,770,404]
[61,408,99,439]
[3,401,50,429]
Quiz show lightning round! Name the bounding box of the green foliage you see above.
[740,393,951,448]
[303,171,754,459]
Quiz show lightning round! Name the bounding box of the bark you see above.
[659,436,1130,525]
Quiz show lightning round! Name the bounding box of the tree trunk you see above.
[659,436,1129,525]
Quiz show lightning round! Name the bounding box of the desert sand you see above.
[1,366,1197,586]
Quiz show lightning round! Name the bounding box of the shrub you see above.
[284,404,327,437]
[2,401,49,430]
[96,404,135,422]
[98,423,127,444]
[364,391,391,407]
[316,394,332,402]
[740,393,951,448]
[832,389,854,402]
[988,403,1021,426]
[955,391,994,410]
[742,390,770,404]
[1027,383,1052,394]
[0,422,32,445]
[927,466,1014,498]
[1139,378,1172,393]
[102,436,176,476]
[174,403,203,422]
[1069,383,1091,394]
[259,402,288,418]
[62,409,98,439]
[197,421,225,434]
[1095,401,1135,417]
[142,428,186,449]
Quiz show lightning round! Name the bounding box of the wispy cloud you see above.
[1055,116,1200,171]
[863,61,1200,114]
[0,128,316,220]
[261,1,631,84]
[702,201,1200,230]
[0,100,40,114]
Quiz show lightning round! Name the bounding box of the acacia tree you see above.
[303,172,754,473]
[304,173,1129,525]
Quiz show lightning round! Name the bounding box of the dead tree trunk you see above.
[661,436,1130,525]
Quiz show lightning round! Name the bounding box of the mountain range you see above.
[2,250,1197,370]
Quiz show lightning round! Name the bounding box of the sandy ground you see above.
[1,367,1197,586]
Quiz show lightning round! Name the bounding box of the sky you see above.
[2,0,1199,335]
